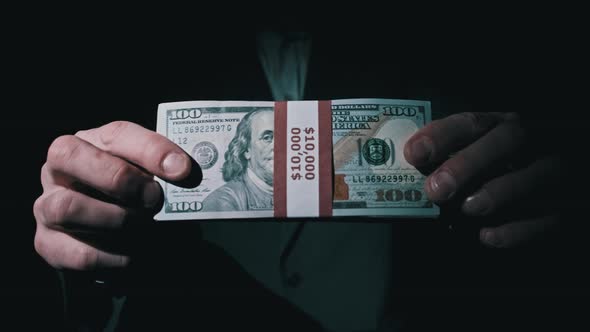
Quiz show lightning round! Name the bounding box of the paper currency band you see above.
[274,100,333,218]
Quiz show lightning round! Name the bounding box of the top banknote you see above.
[154,99,439,221]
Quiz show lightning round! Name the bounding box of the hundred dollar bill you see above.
[331,99,438,217]
[154,99,439,221]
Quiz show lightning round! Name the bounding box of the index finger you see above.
[76,121,202,187]
[404,112,512,167]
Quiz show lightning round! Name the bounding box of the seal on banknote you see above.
[362,138,390,166]
[192,141,218,170]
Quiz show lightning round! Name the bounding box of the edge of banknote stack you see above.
[154,99,440,221]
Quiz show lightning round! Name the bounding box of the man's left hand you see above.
[404,112,565,248]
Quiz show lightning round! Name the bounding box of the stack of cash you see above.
[155,98,439,221]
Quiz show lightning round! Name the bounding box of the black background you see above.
[2,14,589,331]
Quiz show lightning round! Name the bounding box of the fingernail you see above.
[410,137,433,165]
[482,230,501,248]
[429,170,456,200]
[162,152,188,177]
[143,181,161,208]
[462,191,492,216]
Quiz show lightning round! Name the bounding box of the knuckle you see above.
[33,196,46,224]
[458,112,496,135]
[33,228,62,269]
[40,163,50,188]
[100,121,130,148]
[141,139,170,170]
[33,229,48,259]
[445,151,470,175]
[109,162,138,194]
[47,135,81,167]
[489,121,527,152]
[459,112,483,134]
[72,245,98,270]
[452,141,492,175]
[44,190,75,227]
[440,151,481,188]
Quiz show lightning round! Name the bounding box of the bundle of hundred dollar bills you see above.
[154,99,439,221]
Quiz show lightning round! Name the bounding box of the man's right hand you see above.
[33,121,200,271]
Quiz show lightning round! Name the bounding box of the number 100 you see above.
[375,189,422,202]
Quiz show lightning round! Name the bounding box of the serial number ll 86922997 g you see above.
[172,124,233,134]
[350,174,416,184]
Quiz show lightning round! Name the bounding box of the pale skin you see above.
[33,121,196,270]
[33,113,563,271]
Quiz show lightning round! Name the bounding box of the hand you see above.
[33,121,200,271]
[404,112,566,248]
